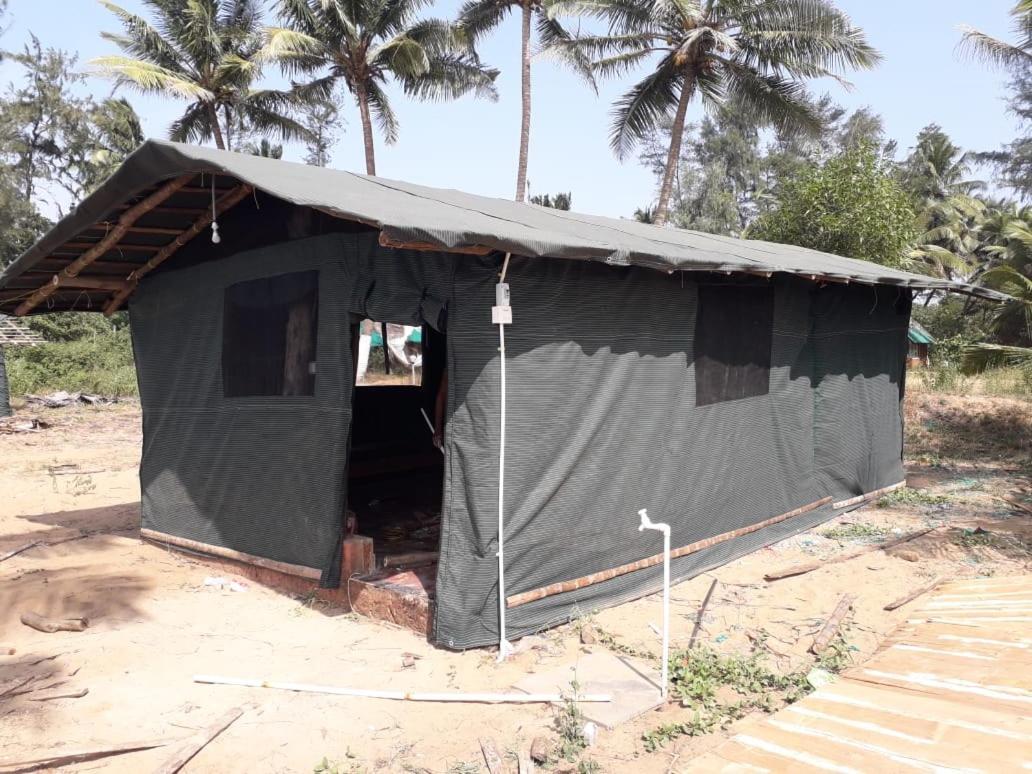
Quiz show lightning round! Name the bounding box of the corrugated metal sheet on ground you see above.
[690,575,1032,772]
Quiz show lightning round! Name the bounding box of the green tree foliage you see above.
[93,0,312,151]
[301,97,344,167]
[749,143,917,268]
[558,0,880,224]
[267,0,499,176]
[529,191,571,210]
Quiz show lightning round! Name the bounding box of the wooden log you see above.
[479,738,505,774]
[378,232,494,256]
[764,526,938,582]
[884,576,943,611]
[507,496,832,609]
[153,705,249,774]
[0,739,171,771]
[832,481,906,510]
[0,541,41,563]
[103,184,254,315]
[141,528,321,580]
[810,594,855,655]
[382,551,439,569]
[20,612,89,633]
[52,276,126,292]
[15,174,194,315]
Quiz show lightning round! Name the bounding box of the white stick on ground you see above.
[193,675,611,704]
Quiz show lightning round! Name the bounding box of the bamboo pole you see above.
[193,675,612,703]
[832,481,906,509]
[104,185,253,315]
[506,496,833,609]
[810,594,855,654]
[140,527,319,580]
[15,174,194,316]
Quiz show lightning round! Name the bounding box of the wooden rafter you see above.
[14,174,195,316]
[87,224,186,236]
[103,184,254,316]
[378,232,493,256]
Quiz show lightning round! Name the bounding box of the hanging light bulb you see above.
[209,175,221,244]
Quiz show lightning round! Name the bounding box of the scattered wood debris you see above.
[810,594,855,655]
[0,542,40,564]
[530,737,549,764]
[0,739,171,772]
[154,705,250,774]
[0,417,50,434]
[29,687,89,702]
[479,738,505,774]
[23,391,115,408]
[765,527,937,581]
[20,613,89,634]
[998,494,1032,515]
[884,576,944,611]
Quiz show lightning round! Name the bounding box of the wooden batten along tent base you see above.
[832,480,905,509]
[14,174,195,316]
[506,495,833,609]
[140,528,321,581]
[103,184,254,315]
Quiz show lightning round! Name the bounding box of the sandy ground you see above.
[0,392,1029,773]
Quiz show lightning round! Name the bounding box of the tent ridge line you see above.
[14,174,196,316]
[506,495,834,609]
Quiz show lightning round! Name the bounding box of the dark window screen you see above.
[223,271,318,397]
[694,283,774,406]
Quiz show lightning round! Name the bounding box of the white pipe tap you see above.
[638,508,671,699]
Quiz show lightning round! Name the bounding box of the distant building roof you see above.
[0,314,43,347]
[908,321,935,345]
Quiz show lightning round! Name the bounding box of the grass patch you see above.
[876,488,951,508]
[820,522,888,542]
[642,638,853,753]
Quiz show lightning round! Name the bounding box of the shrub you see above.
[7,328,137,396]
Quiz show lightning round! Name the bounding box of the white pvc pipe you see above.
[496,254,513,662]
[638,508,670,698]
[193,675,612,704]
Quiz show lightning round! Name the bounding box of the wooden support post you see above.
[103,184,253,315]
[15,174,194,316]
[341,535,374,578]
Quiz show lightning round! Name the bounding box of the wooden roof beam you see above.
[378,232,493,256]
[87,224,187,236]
[14,174,196,316]
[103,184,254,316]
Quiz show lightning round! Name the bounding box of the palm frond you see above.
[399,53,499,101]
[609,54,681,160]
[90,55,215,100]
[98,1,185,73]
[958,24,1032,69]
[365,77,399,144]
[456,0,512,45]
[961,342,1032,373]
[534,13,597,91]
[716,56,823,138]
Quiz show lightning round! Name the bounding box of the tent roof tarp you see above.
[908,321,936,345]
[0,140,1008,309]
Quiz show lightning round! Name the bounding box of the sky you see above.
[0,0,1025,219]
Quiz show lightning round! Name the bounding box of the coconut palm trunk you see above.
[356,83,377,176]
[654,76,694,226]
[207,104,226,150]
[515,0,532,201]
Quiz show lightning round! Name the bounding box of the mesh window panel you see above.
[223,271,318,397]
[695,283,774,406]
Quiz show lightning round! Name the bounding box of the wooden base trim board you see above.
[832,481,906,510]
[140,528,321,580]
[506,495,833,609]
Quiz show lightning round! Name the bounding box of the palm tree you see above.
[557,0,880,224]
[964,210,1032,377]
[93,0,311,151]
[267,0,499,176]
[959,0,1032,69]
[457,0,591,201]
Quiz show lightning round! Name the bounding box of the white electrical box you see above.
[492,305,512,325]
